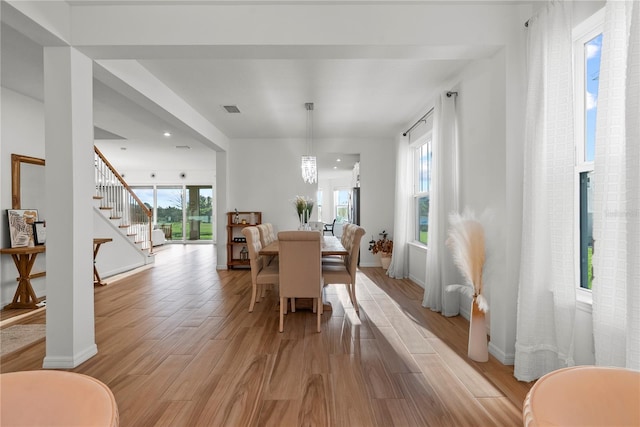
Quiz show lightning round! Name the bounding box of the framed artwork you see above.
[33,221,46,245]
[7,209,39,248]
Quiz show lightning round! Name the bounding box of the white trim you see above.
[43,344,98,369]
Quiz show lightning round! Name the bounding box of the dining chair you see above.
[277,230,323,333]
[323,219,336,235]
[322,225,365,313]
[257,223,277,267]
[242,226,279,312]
[322,222,352,265]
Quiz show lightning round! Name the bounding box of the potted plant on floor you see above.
[369,230,393,270]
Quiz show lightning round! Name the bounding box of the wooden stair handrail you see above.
[94,146,152,219]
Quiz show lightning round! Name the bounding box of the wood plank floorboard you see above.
[0,244,533,426]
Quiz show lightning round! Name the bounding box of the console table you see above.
[0,246,46,309]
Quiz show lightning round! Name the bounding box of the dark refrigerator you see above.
[350,187,360,225]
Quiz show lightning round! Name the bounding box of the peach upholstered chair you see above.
[0,370,119,426]
[322,225,365,313]
[277,230,323,333]
[242,226,279,312]
[522,366,640,427]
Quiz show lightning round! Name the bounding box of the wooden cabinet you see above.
[226,211,262,269]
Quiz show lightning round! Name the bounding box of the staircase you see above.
[94,146,154,255]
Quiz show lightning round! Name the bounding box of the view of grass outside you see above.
[133,185,213,242]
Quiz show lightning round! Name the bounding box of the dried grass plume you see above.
[445,210,488,312]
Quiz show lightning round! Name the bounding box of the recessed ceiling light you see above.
[223,105,241,113]
[163,131,172,137]
[333,166,338,169]
[175,145,191,149]
[336,158,341,162]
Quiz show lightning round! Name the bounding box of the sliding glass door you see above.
[186,186,213,241]
[131,185,213,243]
[157,187,184,241]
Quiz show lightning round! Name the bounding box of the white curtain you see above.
[592,0,640,369]
[514,1,576,382]
[422,93,460,316]
[387,134,411,278]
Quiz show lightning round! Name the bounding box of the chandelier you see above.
[301,102,317,184]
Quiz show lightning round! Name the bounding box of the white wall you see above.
[93,209,147,278]
[227,137,394,268]
[1,88,47,305]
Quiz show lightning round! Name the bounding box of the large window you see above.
[414,136,432,245]
[132,185,214,242]
[574,10,603,290]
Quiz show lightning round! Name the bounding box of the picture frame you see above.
[32,221,46,245]
[7,209,39,248]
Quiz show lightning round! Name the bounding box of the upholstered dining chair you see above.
[242,226,279,312]
[257,223,277,266]
[322,222,352,265]
[322,225,365,313]
[257,223,276,248]
[277,230,323,333]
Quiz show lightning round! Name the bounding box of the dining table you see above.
[259,234,347,256]
[259,234,347,311]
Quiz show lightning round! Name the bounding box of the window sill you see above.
[408,241,428,251]
[576,288,593,313]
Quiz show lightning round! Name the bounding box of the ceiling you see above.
[1,1,497,176]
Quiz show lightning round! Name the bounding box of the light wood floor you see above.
[1,244,532,426]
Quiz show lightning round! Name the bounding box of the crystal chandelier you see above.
[301,102,317,184]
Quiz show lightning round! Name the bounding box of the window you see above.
[131,185,214,242]
[333,189,350,222]
[574,9,603,290]
[414,135,432,245]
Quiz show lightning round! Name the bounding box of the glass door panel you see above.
[186,186,213,241]
[156,187,184,241]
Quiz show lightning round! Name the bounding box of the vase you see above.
[468,297,489,362]
[380,253,391,270]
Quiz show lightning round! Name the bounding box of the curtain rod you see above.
[402,107,434,137]
[402,91,458,137]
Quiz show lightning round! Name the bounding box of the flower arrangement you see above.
[369,230,393,255]
[293,195,314,224]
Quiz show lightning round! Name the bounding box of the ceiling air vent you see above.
[223,105,241,113]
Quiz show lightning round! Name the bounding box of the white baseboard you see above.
[43,344,98,369]
[489,341,515,365]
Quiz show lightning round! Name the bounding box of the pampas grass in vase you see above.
[446,210,489,362]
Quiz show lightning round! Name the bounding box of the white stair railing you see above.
[94,146,153,253]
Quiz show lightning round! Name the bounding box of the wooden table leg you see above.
[93,242,105,286]
[6,252,42,309]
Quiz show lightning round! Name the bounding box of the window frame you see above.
[573,7,604,300]
[412,131,433,247]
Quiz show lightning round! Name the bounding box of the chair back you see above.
[278,231,322,298]
[257,223,275,248]
[242,227,265,279]
[341,223,353,248]
[344,225,366,280]
[323,219,336,235]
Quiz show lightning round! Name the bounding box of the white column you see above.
[43,47,97,368]
[216,151,228,269]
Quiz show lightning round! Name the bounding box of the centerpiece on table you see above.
[294,195,314,229]
[369,230,393,270]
